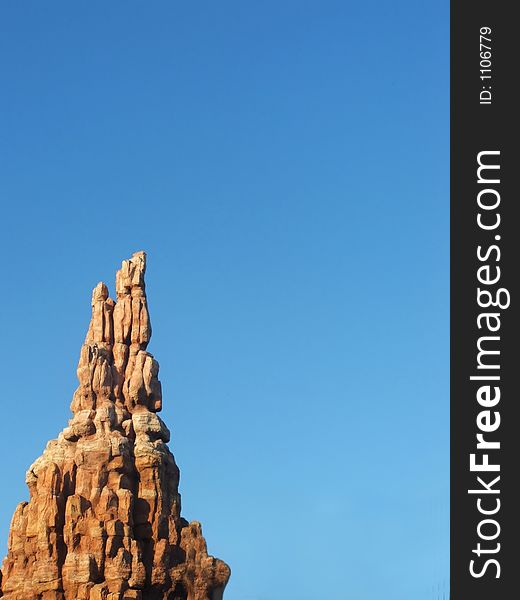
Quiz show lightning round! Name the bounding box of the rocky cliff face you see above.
[0,252,230,600]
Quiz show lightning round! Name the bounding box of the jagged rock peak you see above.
[0,252,230,600]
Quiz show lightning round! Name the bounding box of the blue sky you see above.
[0,2,448,599]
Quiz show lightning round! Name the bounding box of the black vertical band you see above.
[451,1,518,597]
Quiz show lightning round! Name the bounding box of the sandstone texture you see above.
[0,252,230,600]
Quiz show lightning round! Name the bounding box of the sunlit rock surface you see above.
[0,252,230,600]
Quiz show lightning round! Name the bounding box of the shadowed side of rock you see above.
[0,252,230,600]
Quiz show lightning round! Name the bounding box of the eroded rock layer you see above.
[0,252,230,600]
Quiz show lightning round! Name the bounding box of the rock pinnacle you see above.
[0,252,230,600]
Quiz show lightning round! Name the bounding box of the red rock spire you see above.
[0,252,230,600]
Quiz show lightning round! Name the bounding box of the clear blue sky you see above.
[0,2,448,599]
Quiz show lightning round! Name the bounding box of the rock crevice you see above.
[0,252,230,600]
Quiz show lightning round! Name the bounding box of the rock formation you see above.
[0,252,230,600]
